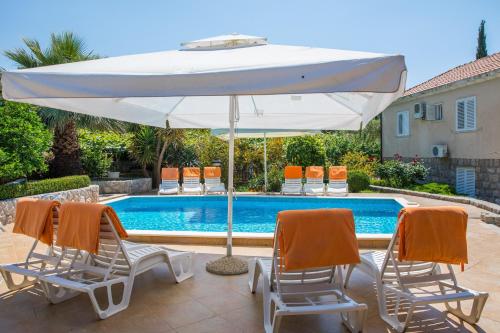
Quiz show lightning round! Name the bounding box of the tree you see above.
[4,32,120,177]
[0,102,52,184]
[476,20,488,59]
[285,135,325,167]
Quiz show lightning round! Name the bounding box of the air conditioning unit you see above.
[414,102,427,119]
[432,144,448,158]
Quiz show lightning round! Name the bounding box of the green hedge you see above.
[0,175,91,200]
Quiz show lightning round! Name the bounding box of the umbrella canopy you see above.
[1,34,407,261]
[2,33,406,130]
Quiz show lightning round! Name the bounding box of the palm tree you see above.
[4,32,121,176]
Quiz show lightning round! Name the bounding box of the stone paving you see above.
[0,193,499,332]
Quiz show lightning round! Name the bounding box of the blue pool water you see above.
[108,196,402,234]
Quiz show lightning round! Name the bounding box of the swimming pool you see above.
[107,196,404,234]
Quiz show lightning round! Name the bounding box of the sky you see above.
[1,0,499,88]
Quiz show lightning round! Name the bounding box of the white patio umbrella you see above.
[2,33,406,273]
[211,128,319,192]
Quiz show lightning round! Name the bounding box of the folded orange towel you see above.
[277,209,360,271]
[13,198,60,245]
[397,207,468,267]
[284,166,302,179]
[183,167,200,178]
[204,167,221,178]
[329,166,347,180]
[57,203,128,254]
[306,166,324,179]
[161,168,179,180]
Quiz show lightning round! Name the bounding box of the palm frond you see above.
[38,108,126,132]
[4,48,40,68]
[22,38,47,64]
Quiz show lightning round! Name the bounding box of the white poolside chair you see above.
[0,201,85,292]
[303,166,325,195]
[249,209,367,333]
[281,166,303,195]
[204,167,226,194]
[344,208,489,332]
[158,167,180,195]
[182,167,203,194]
[38,205,194,319]
[326,166,348,196]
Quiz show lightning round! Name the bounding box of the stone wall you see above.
[0,185,99,226]
[92,178,152,194]
[393,157,500,204]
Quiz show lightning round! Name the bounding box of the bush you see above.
[375,156,428,188]
[0,102,52,183]
[411,182,455,195]
[247,166,283,192]
[347,170,370,193]
[340,151,377,176]
[0,175,91,200]
[286,135,325,167]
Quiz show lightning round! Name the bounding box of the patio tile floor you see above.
[1,193,499,332]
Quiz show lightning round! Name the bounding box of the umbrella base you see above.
[206,256,249,275]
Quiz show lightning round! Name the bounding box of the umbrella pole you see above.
[206,95,248,275]
[264,133,267,192]
[227,95,235,257]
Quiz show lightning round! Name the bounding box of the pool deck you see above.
[102,193,408,248]
[1,192,499,332]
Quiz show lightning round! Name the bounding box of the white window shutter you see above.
[456,167,475,196]
[403,112,409,135]
[466,97,476,130]
[456,101,465,130]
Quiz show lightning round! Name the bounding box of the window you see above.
[456,96,476,131]
[434,103,443,120]
[396,111,410,136]
[456,167,475,196]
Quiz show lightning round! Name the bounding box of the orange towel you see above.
[329,166,347,180]
[57,202,128,254]
[13,198,60,245]
[306,166,324,179]
[277,209,360,271]
[161,168,179,180]
[204,167,221,178]
[397,207,468,267]
[183,167,200,178]
[284,166,302,179]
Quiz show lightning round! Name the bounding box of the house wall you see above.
[381,77,500,204]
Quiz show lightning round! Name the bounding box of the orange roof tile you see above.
[404,52,500,97]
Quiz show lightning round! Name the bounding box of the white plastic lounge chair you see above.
[182,167,203,194]
[249,209,367,333]
[326,166,348,196]
[204,167,226,194]
[158,167,180,195]
[344,208,488,332]
[38,206,194,319]
[303,166,325,195]
[281,166,303,195]
[0,202,85,291]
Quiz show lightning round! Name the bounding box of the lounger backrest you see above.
[183,167,201,187]
[88,212,132,276]
[50,207,86,264]
[284,166,302,187]
[329,166,347,181]
[305,166,324,184]
[204,167,222,185]
[270,220,337,295]
[380,216,443,286]
[161,168,179,181]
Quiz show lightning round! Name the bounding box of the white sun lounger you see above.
[158,167,180,195]
[249,213,367,333]
[344,214,488,332]
[303,166,325,195]
[182,167,203,194]
[281,166,303,195]
[0,205,85,291]
[204,167,226,194]
[38,210,194,319]
[326,166,348,196]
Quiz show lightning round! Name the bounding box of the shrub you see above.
[0,175,91,200]
[348,171,370,193]
[411,182,455,195]
[340,151,377,176]
[0,102,52,183]
[247,166,283,192]
[375,156,428,188]
[286,135,325,167]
